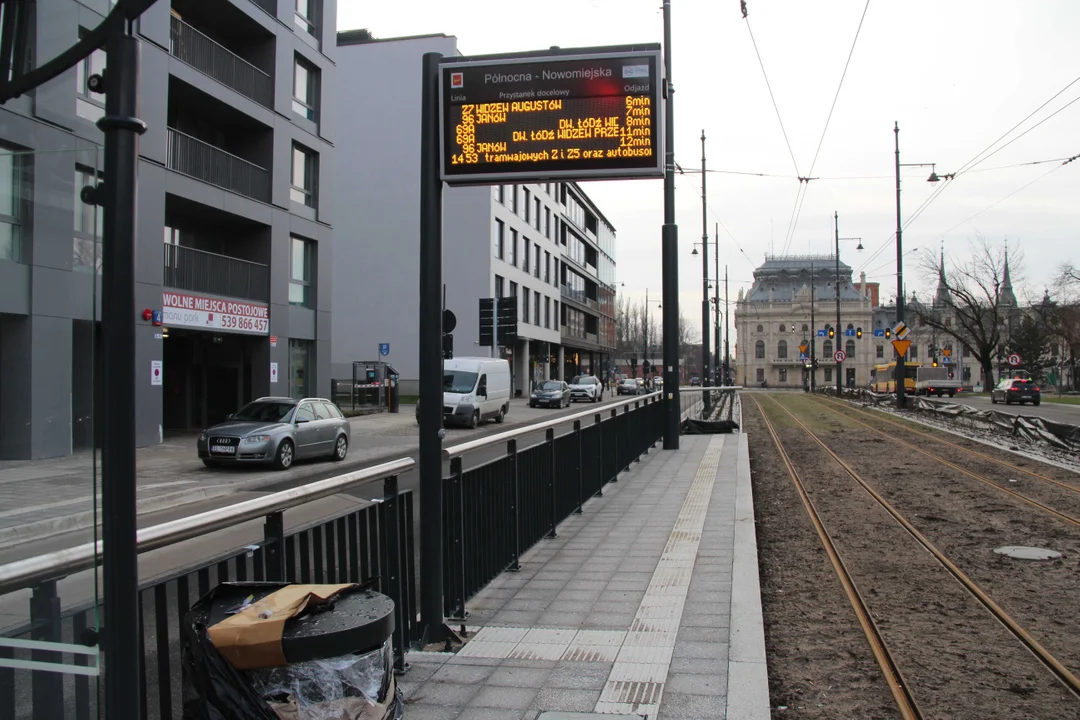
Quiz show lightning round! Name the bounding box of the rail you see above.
[163,243,270,303]
[166,127,271,203]
[169,15,273,108]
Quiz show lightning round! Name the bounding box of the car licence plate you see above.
[211,445,236,454]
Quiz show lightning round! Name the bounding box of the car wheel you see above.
[1034,400,1041,406]
[331,435,348,461]
[202,459,217,469]
[1004,397,1011,405]
[495,406,506,423]
[469,411,479,429]
[991,396,997,404]
[274,440,294,471]
[530,402,536,408]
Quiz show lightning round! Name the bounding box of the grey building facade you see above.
[0,0,336,460]
[332,32,617,395]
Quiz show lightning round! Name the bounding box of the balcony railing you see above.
[164,243,269,303]
[170,15,273,108]
[249,0,277,16]
[561,284,598,310]
[167,128,271,203]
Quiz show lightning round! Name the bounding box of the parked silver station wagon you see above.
[198,397,351,470]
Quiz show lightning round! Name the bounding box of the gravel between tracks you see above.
[746,393,1080,719]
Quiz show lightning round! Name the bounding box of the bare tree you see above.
[1035,263,1080,391]
[910,236,1022,387]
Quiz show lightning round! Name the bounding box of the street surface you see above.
[0,393,644,629]
[943,393,1080,425]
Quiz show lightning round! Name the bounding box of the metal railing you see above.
[440,394,665,618]
[169,15,273,108]
[166,128,271,203]
[0,458,416,720]
[163,243,269,303]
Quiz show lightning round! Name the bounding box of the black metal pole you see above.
[418,51,446,645]
[99,28,145,720]
[700,130,710,411]
[810,262,816,391]
[834,211,842,396]
[662,0,680,448]
[724,265,730,385]
[894,122,906,408]
[713,222,720,384]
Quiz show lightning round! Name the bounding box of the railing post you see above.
[447,457,467,620]
[636,399,648,456]
[508,439,521,570]
[573,419,583,514]
[610,408,619,481]
[382,474,408,673]
[30,581,63,720]
[624,404,635,467]
[594,413,604,496]
[263,510,286,582]
[545,428,558,539]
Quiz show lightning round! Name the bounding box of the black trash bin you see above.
[181,582,404,720]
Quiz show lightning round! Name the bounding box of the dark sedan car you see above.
[990,378,1041,406]
[198,397,351,470]
[530,380,571,408]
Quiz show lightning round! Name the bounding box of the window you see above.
[755,341,765,359]
[295,403,315,422]
[553,300,558,326]
[523,239,530,272]
[289,236,313,306]
[779,368,787,382]
[512,185,519,213]
[847,323,854,330]
[509,229,518,266]
[291,144,317,207]
[553,259,559,284]
[824,368,833,381]
[0,151,22,262]
[945,316,952,327]
[523,188,531,221]
[495,219,505,259]
[823,340,833,356]
[756,324,763,333]
[522,287,530,323]
[510,281,517,298]
[911,345,918,359]
[74,166,103,272]
[876,345,884,358]
[312,402,331,420]
[756,368,764,382]
[846,339,855,358]
[777,340,788,359]
[534,292,541,326]
[75,44,106,122]
[295,0,318,36]
[544,251,551,283]
[292,55,318,121]
[497,185,505,204]
[289,340,313,400]
[534,198,541,230]
[545,207,551,238]
[495,275,504,298]
[534,245,541,278]
[778,324,785,333]
[545,297,551,328]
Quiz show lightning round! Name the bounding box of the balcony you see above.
[167,128,271,203]
[170,15,273,108]
[164,243,269,303]
[249,0,277,15]
[561,284,597,310]
[771,357,800,365]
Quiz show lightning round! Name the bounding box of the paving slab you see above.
[401,432,768,720]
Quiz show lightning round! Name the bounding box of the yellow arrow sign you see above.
[942,347,952,357]
[892,339,911,357]
[798,344,808,354]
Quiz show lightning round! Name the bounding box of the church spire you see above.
[1001,239,1017,307]
[934,239,950,306]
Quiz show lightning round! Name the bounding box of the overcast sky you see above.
[340,0,1079,340]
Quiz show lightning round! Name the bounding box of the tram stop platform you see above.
[400,433,768,720]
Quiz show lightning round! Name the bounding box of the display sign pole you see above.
[662,0,681,449]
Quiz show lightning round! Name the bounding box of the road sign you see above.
[443,309,457,334]
[799,353,808,362]
[834,350,847,363]
[892,321,909,339]
[379,343,390,357]
[873,328,885,337]
[845,328,856,337]
[798,344,808,355]
[817,329,827,337]
[1008,352,1022,366]
[440,47,663,185]
[479,297,518,346]
[942,356,951,364]
[942,347,951,357]
[892,339,911,357]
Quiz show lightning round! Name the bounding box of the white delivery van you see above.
[441,357,512,428]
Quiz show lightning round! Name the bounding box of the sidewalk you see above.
[399,433,768,720]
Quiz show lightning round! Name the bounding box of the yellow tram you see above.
[870,361,921,394]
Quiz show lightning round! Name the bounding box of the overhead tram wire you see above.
[743,16,801,179]
[784,0,872,254]
[673,171,754,263]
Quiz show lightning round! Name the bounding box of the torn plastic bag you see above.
[182,583,404,720]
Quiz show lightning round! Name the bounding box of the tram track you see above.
[748,392,1080,717]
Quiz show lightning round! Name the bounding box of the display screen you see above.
[440,49,663,184]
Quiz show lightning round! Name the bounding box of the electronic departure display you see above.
[439,47,663,184]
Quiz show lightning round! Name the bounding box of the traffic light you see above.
[442,332,454,359]
[856,327,863,339]
[932,358,938,367]
[885,327,892,339]
[791,324,796,333]
[828,326,835,339]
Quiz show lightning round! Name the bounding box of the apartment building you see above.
[333,31,617,395]
[0,0,336,459]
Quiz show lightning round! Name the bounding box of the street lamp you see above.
[894,121,947,408]
[833,212,863,396]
